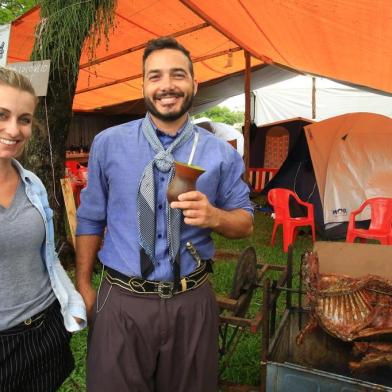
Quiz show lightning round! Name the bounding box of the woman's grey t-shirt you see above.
[0,180,55,331]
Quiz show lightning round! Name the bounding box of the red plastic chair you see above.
[268,188,316,252]
[65,161,81,177]
[77,165,88,182]
[65,162,87,206]
[346,197,392,245]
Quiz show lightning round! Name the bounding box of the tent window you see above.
[264,125,289,168]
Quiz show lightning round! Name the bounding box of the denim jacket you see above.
[13,159,87,332]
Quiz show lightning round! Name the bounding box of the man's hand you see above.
[73,317,84,324]
[78,285,97,324]
[76,234,102,324]
[170,191,253,239]
[170,191,217,229]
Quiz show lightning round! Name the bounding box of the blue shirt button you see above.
[160,177,165,182]
[158,204,162,209]
[157,234,162,239]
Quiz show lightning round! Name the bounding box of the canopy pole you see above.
[244,51,251,174]
[312,77,316,119]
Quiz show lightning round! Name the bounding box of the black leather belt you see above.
[105,261,211,299]
[0,300,58,335]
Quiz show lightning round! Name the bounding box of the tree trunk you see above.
[21,0,115,255]
[24,72,74,247]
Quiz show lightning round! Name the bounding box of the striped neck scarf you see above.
[137,115,194,282]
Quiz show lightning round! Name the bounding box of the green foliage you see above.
[0,0,37,24]
[32,0,116,85]
[24,0,117,244]
[194,106,244,125]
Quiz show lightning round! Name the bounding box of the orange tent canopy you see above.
[8,0,392,113]
[8,0,261,112]
[182,0,392,94]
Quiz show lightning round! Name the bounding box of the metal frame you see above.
[216,246,294,390]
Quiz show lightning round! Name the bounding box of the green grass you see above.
[59,202,316,390]
[210,201,314,387]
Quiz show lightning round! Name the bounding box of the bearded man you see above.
[76,36,253,392]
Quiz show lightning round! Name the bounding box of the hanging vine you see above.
[31,0,116,93]
[25,0,117,252]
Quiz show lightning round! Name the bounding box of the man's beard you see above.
[144,90,194,122]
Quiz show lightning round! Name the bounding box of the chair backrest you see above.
[77,165,88,182]
[366,197,392,231]
[65,160,81,177]
[268,188,298,220]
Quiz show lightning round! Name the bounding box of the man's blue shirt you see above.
[76,116,253,281]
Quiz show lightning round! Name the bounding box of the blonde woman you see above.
[0,67,86,392]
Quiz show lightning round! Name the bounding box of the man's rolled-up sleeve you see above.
[216,148,254,216]
[76,136,108,236]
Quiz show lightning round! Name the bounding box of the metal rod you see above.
[270,280,277,337]
[286,245,293,308]
[218,327,244,376]
[254,284,305,294]
[298,256,304,332]
[276,286,306,294]
[260,278,270,392]
[218,323,229,357]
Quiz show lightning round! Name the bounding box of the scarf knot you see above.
[154,150,173,172]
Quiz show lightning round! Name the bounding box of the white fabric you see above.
[324,131,392,223]
[209,122,244,157]
[305,113,392,225]
[192,65,295,115]
[193,120,244,156]
[0,24,11,67]
[253,75,392,126]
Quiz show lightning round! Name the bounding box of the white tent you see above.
[253,74,392,125]
[194,119,244,156]
[305,113,392,228]
[220,73,392,126]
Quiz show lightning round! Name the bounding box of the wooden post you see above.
[244,51,251,174]
[312,77,316,119]
[60,178,77,249]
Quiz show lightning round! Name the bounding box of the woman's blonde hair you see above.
[0,68,40,159]
[0,67,37,103]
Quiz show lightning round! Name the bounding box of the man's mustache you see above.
[154,91,185,99]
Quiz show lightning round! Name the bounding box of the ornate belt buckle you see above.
[157,281,174,299]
